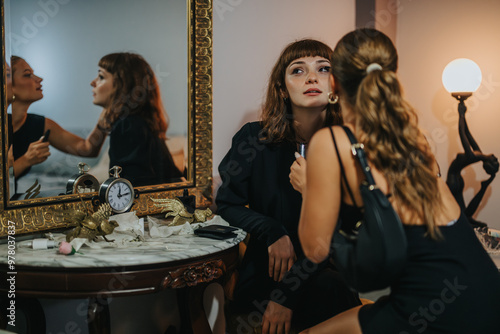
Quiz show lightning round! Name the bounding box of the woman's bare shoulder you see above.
[308,126,353,167]
[311,125,348,145]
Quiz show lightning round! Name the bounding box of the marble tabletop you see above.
[0,215,246,269]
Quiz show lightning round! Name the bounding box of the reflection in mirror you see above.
[89,52,185,187]
[5,60,15,200]
[1,0,213,237]
[6,0,188,199]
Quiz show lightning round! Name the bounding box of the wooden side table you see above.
[0,228,246,334]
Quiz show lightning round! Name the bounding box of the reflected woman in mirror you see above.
[9,56,107,179]
[216,39,360,334]
[298,28,500,333]
[91,52,183,187]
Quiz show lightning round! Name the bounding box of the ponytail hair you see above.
[332,28,442,238]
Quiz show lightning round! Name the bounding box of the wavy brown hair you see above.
[331,28,442,238]
[261,39,342,143]
[98,52,168,140]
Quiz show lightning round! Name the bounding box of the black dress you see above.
[330,126,500,333]
[7,113,45,178]
[108,114,182,187]
[359,214,500,334]
[216,122,360,331]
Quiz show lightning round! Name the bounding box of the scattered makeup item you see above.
[41,129,51,142]
[29,238,58,250]
[298,142,306,158]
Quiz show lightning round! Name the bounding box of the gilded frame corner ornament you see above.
[0,0,213,237]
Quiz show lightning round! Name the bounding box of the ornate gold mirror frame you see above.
[0,0,213,237]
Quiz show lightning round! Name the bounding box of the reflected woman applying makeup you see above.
[9,56,107,180]
[91,52,183,187]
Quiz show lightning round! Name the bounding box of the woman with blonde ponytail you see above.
[298,28,500,333]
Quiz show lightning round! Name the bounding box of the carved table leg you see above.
[87,297,110,334]
[162,259,228,334]
[177,284,212,334]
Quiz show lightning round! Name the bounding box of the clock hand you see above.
[117,189,122,199]
[121,192,130,196]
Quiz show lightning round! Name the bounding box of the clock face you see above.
[107,181,133,212]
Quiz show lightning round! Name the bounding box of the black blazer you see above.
[109,114,182,187]
[216,121,323,309]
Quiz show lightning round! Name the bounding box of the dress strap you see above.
[328,127,360,208]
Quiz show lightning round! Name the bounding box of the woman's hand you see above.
[268,235,296,281]
[24,138,51,166]
[261,301,293,334]
[14,137,51,177]
[290,152,307,194]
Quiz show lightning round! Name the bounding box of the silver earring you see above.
[12,95,16,101]
[328,92,339,104]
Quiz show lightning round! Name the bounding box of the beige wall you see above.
[397,0,500,228]
[375,0,397,41]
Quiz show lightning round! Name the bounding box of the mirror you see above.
[0,0,213,237]
[7,0,189,197]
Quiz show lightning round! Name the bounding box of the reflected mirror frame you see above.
[0,0,213,237]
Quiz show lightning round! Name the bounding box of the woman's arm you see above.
[216,123,297,281]
[298,127,343,263]
[44,113,107,158]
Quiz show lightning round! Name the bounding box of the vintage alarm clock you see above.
[99,166,135,213]
[66,162,100,194]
